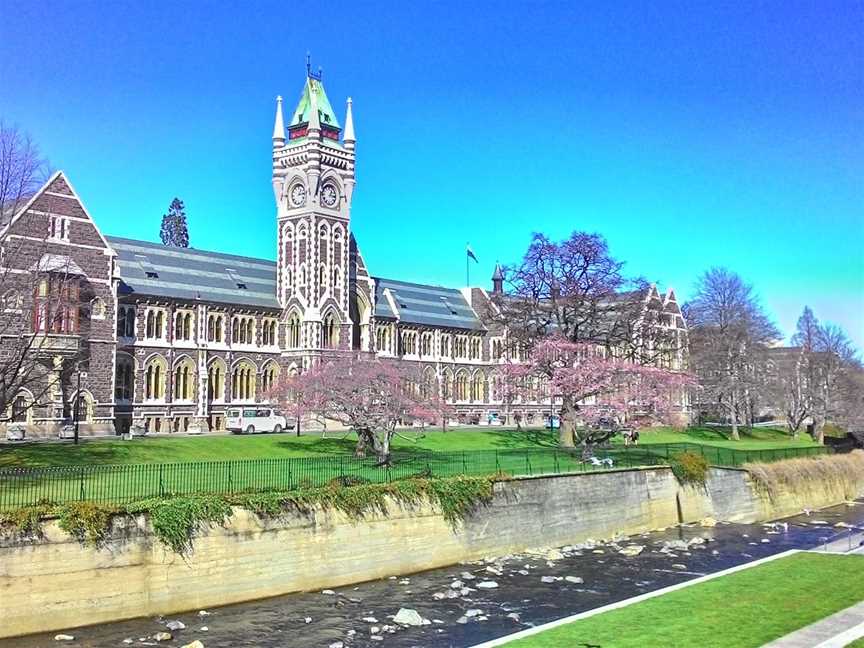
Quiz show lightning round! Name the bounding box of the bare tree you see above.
[684,267,780,440]
[0,122,85,431]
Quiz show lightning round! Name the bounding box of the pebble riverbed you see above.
[5,499,863,648]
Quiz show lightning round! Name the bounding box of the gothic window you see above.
[420,333,433,357]
[117,305,135,338]
[33,275,79,334]
[471,371,486,402]
[287,312,301,348]
[232,316,256,345]
[231,361,256,401]
[73,391,94,423]
[144,356,167,400]
[145,308,166,340]
[401,331,417,355]
[442,368,453,400]
[323,312,339,349]
[454,371,469,401]
[174,311,193,341]
[299,264,307,294]
[173,358,195,401]
[262,319,278,346]
[207,313,225,343]
[469,338,481,360]
[492,339,503,360]
[208,359,226,401]
[454,336,468,359]
[319,264,327,292]
[332,265,341,291]
[261,362,279,393]
[441,335,451,358]
[376,325,392,353]
[9,391,31,423]
[115,355,135,401]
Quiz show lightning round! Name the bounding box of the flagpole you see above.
[466,247,469,287]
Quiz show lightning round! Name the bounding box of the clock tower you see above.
[272,62,356,360]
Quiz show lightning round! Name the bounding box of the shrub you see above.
[670,451,710,486]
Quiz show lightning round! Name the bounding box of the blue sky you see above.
[2,1,862,349]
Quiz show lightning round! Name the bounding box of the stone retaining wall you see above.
[1,464,861,639]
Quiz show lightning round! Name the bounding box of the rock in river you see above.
[393,608,425,626]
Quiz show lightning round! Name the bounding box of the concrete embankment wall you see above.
[1,464,862,639]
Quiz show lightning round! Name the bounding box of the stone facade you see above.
[0,67,688,439]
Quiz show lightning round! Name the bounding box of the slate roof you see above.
[372,277,485,331]
[107,236,280,309]
[107,237,486,326]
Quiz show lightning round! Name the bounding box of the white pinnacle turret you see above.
[272,95,285,146]
[343,97,355,149]
[308,83,321,133]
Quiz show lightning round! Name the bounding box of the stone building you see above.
[0,66,688,438]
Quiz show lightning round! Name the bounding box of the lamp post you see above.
[73,366,88,445]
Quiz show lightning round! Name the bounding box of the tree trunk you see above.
[558,397,575,447]
[729,392,740,440]
[354,427,373,458]
[376,430,393,466]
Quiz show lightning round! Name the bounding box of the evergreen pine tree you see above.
[159,198,190,247]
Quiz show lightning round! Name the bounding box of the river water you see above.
[6,501,864,648]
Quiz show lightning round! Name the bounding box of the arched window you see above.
[208,359,226,401]
[442,369,454,400]
[9,391,32,423]
[471,371,486,402]
[231,360,256,401]
[323,312,339,349]
[175,311,193,341]
[287,312,301,348]
[420,333,433,357]
[332,266,341,291]
[319,264,327,292]
[115,355,135,401]
[74,391,94,423]
[146,310,155,338]
[441,335,451,358]
[454,371,469,401]
[261,362,280,393]
[144,356,167,400]
[173,358,195,401]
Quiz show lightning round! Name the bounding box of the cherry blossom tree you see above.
[502,336,696,450]
[270,356,436,464]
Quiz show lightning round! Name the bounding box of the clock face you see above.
[290,184,306,207]
[322,184,338,207]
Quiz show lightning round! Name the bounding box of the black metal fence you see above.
[0,443,833,510]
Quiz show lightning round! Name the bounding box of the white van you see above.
[226,407,291,434]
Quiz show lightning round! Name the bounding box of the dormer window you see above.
[236,283,247,290]
[145,271,159,279]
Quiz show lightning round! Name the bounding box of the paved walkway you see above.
[763,601,864,647]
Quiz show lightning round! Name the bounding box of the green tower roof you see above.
[290,76,341,130]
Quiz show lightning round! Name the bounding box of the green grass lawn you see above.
[0,425,816,468]
[0,425,826,510]
[845,638,864,648]
[506,553,864,648]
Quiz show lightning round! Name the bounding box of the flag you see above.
[466,244,478,263]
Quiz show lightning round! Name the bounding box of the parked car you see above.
[226,407,293,434]
[5,424,26,441]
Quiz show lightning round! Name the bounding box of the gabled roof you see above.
[108,236,280,309]
[290,76,341,130]
[372,277,485,331]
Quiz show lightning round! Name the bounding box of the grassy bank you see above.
[506,553,864,648]
[0,425,815,468]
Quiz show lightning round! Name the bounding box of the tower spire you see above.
[343,97,355,149]
[272,95,285,146]
[492,262,505,294]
